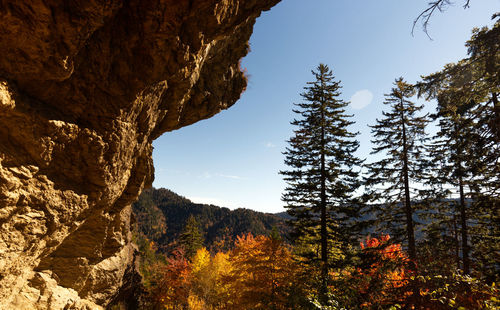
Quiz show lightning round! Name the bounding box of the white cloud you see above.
[198,172,245,180]
[349,89,373,110]
[265,142,276,148]
[216,173,245,180]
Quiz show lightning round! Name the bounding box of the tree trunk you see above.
[400,102,416,261]
[459,175,470,274]
[455,120,470,275]
[320,100,328,301]
[453,212,460,269]
[400,98,418,305]
[492,92,499,142]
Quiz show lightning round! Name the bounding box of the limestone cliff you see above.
[0,0,279,308]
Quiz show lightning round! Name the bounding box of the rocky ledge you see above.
[0,0,279,308]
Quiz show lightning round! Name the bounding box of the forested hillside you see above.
[132,187,288,252]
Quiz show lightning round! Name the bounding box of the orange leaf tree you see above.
[223,233,304,309]
[147,248,192,309]
[330,235,412,308]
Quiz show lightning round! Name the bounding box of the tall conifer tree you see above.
[364,78,429,261]
[424,100,477,274]
[280,64,362,299]
[417,21,499,279]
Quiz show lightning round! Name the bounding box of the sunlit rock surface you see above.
[0,0,279,308]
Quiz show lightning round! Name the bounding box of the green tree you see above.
[417,21,499,280]
[179,215,204,260]
[280,63,362,300]
[364,78,430,261]
[423,100,478,274]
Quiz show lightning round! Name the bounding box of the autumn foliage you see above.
[223,234,300,309]
[139,233,498,309]
[355,235,412,306]
[147,248,191,308]
[142,233,302,309]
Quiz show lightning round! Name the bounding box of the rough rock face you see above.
[0,0,279,308]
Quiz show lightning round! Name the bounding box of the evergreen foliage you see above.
[179,215,205,260]
[280,63,363,298]
[423,99,478,274]
[417,20,499,280]
[364,77,430,260]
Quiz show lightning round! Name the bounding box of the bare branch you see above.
[412,0,473,39]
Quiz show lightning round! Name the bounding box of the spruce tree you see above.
[424,100,477,274]
[178,215,204,260]
[280,64,362,299]
[364,78,429,261]
[464,26,499,279]
[417,21,499,279]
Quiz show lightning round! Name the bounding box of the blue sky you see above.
[152,0,499,213]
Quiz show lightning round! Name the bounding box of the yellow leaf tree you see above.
[223,234,301,309]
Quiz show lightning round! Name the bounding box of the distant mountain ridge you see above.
[132,188,289,252]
